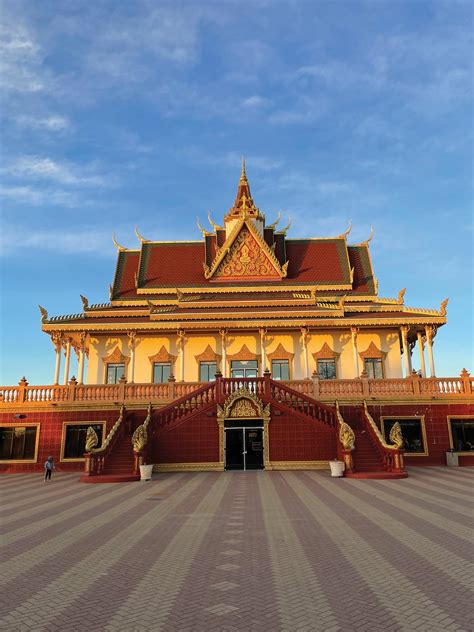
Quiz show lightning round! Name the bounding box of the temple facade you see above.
[1,162,473,480]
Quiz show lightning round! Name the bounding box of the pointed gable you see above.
[204,219,287,282]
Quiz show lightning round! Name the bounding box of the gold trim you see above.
[60,420,106,462]
[380,415,428,456]
[269,461,330,470]
[447,415,474,455]
[0,422,40,463]
[153,462,224,472]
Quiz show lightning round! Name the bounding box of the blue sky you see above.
[0,0,472,384]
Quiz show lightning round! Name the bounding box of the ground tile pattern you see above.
[0,468,473,632]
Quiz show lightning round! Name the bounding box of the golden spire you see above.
[240,156,246,181]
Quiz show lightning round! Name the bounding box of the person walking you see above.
[44,456,54,481]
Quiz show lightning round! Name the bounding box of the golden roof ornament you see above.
[439,298,449,317]
[80,294,89,310]
[338,220,352,239]
[134,227,150,243]
[207,212,223,231]
[278,218,292,235]
[267,211,282,230]
[197,218,212,237]
[112,233,126,252]
[38,305,48,323]
[398,288,406,304]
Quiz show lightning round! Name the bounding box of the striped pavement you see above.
[0,467,472,631]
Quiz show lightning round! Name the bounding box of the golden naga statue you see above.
[338,421,355,451]
[85,426,99,453]
[132,424,147,453]
[389,422,404,449]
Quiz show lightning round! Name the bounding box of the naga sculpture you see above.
[389,422,404,449]
[338,421,355,451]
[85,426,99,453]
[132,424,147,453]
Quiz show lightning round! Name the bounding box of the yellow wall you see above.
[86,329,404,383]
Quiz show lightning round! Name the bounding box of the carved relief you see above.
[103,346,130,366]
[389,422,404,449]
[267,343,294,362]
[227,344,258,362]
[312,342,339,361]
[212,225,282,280]
[358,341,385,360]
[338,421,355,451]
[194,344,221,363]
[148,345,177,364]
[85,426,99,453]
[230,399,258,417]
[217,388,271,421]
[132,424,147,452]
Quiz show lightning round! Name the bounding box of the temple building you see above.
[1,162,473,480]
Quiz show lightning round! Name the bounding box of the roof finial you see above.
[240,156,246,181]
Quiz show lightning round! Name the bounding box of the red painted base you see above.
[79,474,140,484]
[345,471,408,479]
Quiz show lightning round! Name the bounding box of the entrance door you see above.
[225,428,264,470]
[225,429,244,470]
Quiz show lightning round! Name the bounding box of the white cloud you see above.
[0,225,113,256]
[15,115,71,131]
[4,156,108,187]
[241,95,270,108]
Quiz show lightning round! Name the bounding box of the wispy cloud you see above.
[3,156,109,187]
[14,114,71,131]
[0,225,113,257]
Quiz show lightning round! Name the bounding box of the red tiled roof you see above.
[111,239,375,298]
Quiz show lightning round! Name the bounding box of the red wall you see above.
[152,410,219,464]
[269,407,337,462]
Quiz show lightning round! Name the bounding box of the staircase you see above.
[341,404,408,479]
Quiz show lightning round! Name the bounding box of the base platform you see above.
[345,471,408,479]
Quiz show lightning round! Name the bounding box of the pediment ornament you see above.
[227,344,258,362]
[148,345,177,364]
[217,387,271,421]
[312,342,340,361]
[267,343,294,362]
[104,346,130,366]
[358,341,385,360]
[194,344,221,363]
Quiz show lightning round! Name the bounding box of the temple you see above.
[1,161,473,480]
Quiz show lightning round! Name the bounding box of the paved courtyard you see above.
[0,468,472,632]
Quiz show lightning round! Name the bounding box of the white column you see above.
[301,327,310,378]
[63,339,71,385]
[220,329,227,377]
[417,331,426,378]
[400,325,412,378]
[350,327,359,378]
[425,325,436,377]
[77,333,87,384]
[259,328,267,376]
[177,329,186,382]
[52,333,62,385]
[128,332,137,383]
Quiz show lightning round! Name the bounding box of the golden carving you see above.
[214,226,281,279]
[39,305,48,323]
[104,346,130,366]
[358,341,385,360]
[231,399,257,417]
[312,342,339,361]
[267,343,294,362]
[398,288,406,304]
[267,211,282,230]
[148,345,176,364]
[132,424,147,452]
[439,298,448,317]
[197,218,212,237]
[134,226,150,243]
[227,344,258,362]
[80,295,89,310]
[389,421,404,448]
[217,388,271,421]
[112,233,126,252]
[277,219,292,235]
[338,421,355,451]
[208,212,223,232]
[194,344,221,363]
[85,426,99,452]
[337,220,352,239]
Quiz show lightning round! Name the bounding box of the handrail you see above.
[269,379,337,428]
[91,404,126,455]
[84,404,127,476]
[362,401,398,451]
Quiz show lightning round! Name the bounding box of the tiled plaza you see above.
[1,467,472,632]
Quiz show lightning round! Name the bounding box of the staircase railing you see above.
[84,404,127,476]
[267,379,337,428]
[335,402,355,472]
[361,401,406,474]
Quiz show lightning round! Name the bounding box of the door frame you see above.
[224,426,264,471]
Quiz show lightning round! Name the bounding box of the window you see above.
[153,362,171,383]
[0,426,38,461]
[271,359,290,380]
[231,360,258,378]
[381,418,426,454]
[449,418,474,452]
[317,359,336,380]
[364,358,383,379]
[63,423,104,460]
[200,362,217,382]
[106,363,125,384]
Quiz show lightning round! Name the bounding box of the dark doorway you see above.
[225,427,264,471]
